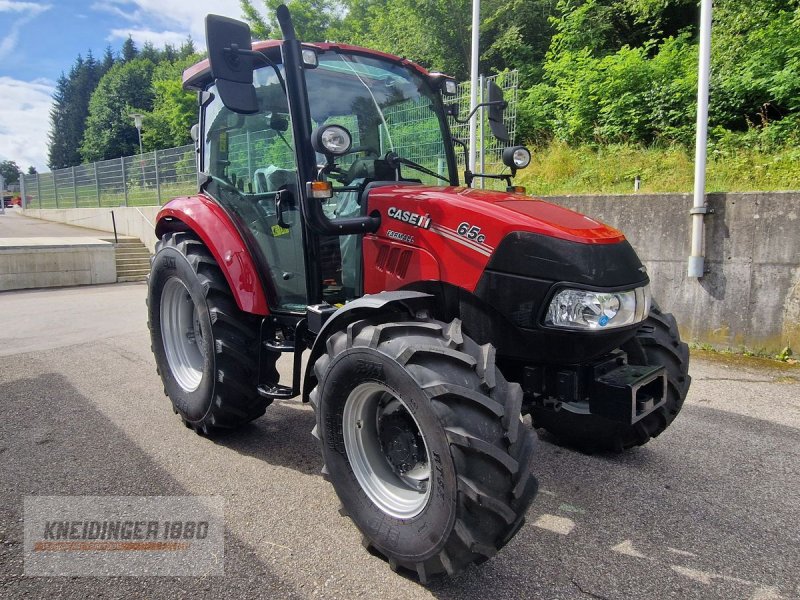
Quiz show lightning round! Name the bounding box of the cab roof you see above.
[182,40,431,91]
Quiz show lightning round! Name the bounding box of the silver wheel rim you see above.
[160,277,205,392]
[342,382,431,518]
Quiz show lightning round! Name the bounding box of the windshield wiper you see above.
[384,151,450,184]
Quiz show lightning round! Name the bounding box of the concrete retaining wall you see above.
[545,191,800,353]
[21,192,800,352]
[23,207,162,253]
[0,238,116,291]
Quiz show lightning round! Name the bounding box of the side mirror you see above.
[190,123,200,143]
[205,14,258,114]
[487,81,509,142]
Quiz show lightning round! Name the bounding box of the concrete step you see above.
[117,274,148,282]
[116,260,151,269]
[115,248,150,255]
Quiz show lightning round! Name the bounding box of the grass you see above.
[515,140,800,196]
[28,181,196,209]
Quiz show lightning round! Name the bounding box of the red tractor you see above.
[148,6,690,581]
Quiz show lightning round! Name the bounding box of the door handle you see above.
[275,189,292,229]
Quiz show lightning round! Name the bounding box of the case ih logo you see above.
[387,207,432,229]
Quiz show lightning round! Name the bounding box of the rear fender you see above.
[155,194,269,315]
[302,291,434,401]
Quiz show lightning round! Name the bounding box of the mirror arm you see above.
[227,47,287,92]
[448,100,508,124]
[450,137,473,187]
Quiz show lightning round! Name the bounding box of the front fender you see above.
[302,291,434,401]
[155,194,269,315]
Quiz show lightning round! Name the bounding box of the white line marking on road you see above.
[667,547,698,557]
[611,540,648,559]
[558,502,586,514]
[671,565,714,584]
[750,586,783,599]
[532,514,575,535]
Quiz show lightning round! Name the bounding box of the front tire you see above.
[310,314,538,581]
[148,231,270,434]
[531,302,690,452]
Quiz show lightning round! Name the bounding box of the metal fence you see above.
[21,70,518,207]
[21,145,197,209]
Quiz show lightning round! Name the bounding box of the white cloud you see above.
[0,1,50,15]
[0,76,54,171]
[0,1,51,60]
[107,28,190,48]
[92,0,243,50]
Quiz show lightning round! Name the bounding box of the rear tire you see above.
[310,314,538,582]
[531,302,690,452]
[148,231,270,434]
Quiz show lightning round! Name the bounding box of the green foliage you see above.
[0,160,21,186]
[142,55,203,150]
[240,0,346,41]
[516,139,800,195]
[80,58,156,162]
[48,52,108,169]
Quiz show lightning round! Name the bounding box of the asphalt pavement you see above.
[1,282,798,599]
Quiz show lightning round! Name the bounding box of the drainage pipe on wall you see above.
[688,0,713,278]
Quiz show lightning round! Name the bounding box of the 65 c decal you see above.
[456,222,486,244]
[429,221,494,257]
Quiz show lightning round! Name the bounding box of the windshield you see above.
[306,51,455,185]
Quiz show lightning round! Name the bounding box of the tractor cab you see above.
[182,12,527,314]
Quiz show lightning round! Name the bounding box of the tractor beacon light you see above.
[503,146,532,170]
[545,285,651,330]
[312,124,352,156]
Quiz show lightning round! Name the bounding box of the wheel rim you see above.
[342,382,431,519]
[160,277,205,393]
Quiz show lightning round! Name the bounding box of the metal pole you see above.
[689,0,712,278]
[154,150,161,204]
[72,166,78,207]
[53,171,59,208]
[121,157,128,206]
[111,210,118,244]
[468,0,480,177]
[36,173,42,208]
[479,74,485,189]
[20,174,26,210]
[94,162,101,206]
[0,175,5,215]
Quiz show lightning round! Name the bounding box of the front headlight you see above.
[545,285,651,330]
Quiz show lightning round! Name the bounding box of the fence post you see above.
[53,171,59,208]
[72,166,78,207]
[94,162,101,206]
[20,174,26,210]
[120,157,128,207]
[36,174,42,208]
[479,74,485,189]
[154,150,161,204]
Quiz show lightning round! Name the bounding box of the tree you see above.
[240,0,345,42]
[80,58,156,161]
[47,52,102,168]
[27,166,37,175]
[142,55,202,150]
[121,36,138,62]
[0,160,21,186]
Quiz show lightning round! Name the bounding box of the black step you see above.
[264,339,296,353]
[257,384,297,400]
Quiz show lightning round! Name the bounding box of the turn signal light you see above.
[507,185,526,195]
[307,181,333,199]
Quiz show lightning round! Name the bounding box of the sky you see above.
[0,0,249,172]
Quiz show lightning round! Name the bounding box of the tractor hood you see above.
[367,185,625,246]
[364,184,645,297]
